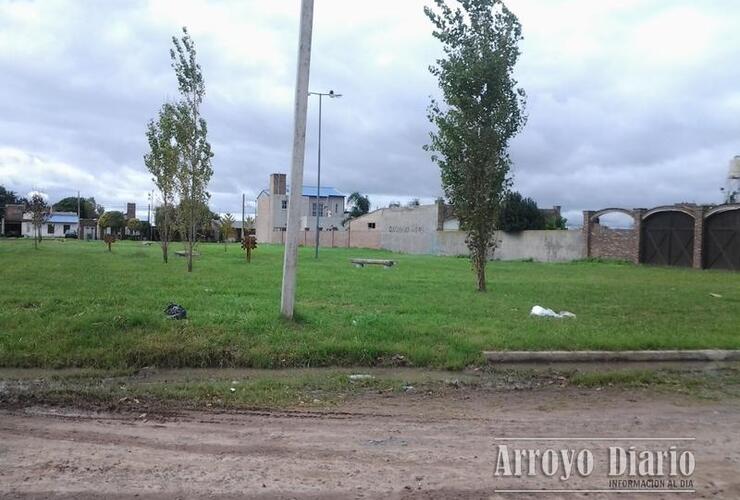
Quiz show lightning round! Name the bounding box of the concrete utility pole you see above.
[281,0,315,319]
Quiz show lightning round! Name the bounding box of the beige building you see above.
[256,173,346,243]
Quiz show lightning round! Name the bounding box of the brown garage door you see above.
[704,208,740,271]
[641,211,694,267]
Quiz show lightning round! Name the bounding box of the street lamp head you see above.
[309,90,342,98]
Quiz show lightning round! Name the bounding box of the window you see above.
[335,203,339,213]
[63,224,70,232]
[281,200,288,210]
[47,224,54,234]
[311,203,325,217]
[368,222,376,229]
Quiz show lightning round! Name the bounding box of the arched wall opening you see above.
[586,209,639,263]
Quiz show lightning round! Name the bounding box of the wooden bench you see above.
[351,258,396,269]
[175,250,201,257]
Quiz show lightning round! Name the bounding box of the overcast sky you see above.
[1,0,739,224]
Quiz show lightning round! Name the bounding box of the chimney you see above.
[126,203,136,220]
[270,173,287,195]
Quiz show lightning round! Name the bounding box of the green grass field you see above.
[0,239,738,369]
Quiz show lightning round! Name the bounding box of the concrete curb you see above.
[483,350,740,363]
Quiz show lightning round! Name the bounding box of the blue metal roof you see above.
[301,185,344,197]
[48,213,79,224]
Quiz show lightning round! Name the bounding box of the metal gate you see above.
[641,211,694,267]
[704,208,740,271]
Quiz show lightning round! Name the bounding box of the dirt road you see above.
[1,387,738,499]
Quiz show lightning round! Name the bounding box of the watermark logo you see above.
[492,438,696,494]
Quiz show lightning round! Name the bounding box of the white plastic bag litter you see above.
[530,305,576,319]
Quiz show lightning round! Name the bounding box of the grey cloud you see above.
[1,0,739,221]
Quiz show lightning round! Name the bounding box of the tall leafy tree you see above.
[424,0,527,291]
[0,186,26,219]
[126,217,141,238]
[221,212,235,251]
[25,193,49,249]
[52,196,102,219]
[497,191,545,232]
[155,205,178,241]
[170,27,214,272]
[92,198,105,217]
[174,200,215,242]
[345,192,370,223]
[98,211,126,238]
[145,103,179,263]
[138,220,152,238]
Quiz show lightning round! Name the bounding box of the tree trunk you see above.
[470,235,488,292]
[187,243,193,271]
[162,200,169,264]
[476,263,486,291]
[186,93,199,274]
[474,252,486,292]
[187,220,194,273]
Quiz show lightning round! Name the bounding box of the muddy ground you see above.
[1,366,739,499]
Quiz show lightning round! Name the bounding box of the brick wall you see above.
[583,205,727,268]
[589,224,638,263]
[691,206,706,269]
[583,209,639,263]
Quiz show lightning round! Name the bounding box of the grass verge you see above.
[2,365,738,411]
[1,239,739,369]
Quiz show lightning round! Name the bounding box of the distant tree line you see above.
[52,196,104,219]
[0,186,27,218]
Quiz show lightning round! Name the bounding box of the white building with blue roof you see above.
[22,211,79,238]
[255,173,346,243]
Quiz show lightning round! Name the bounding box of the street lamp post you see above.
[308,90,341,258]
